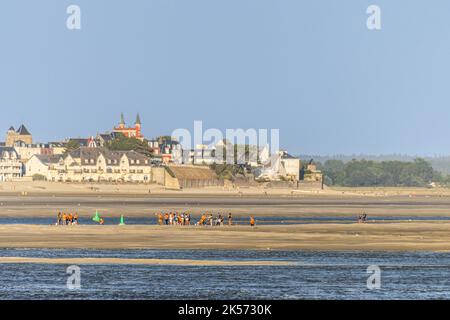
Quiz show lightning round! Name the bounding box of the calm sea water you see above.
[0,215,449,225]
[0,249,449,299]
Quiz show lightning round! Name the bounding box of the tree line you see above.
[318,158,449,187]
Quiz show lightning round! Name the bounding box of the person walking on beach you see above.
[62,213,67,225]
[57,212,62,225]
[158,213,163,225]
[164,213,169,225]
[362,212,367,223]
[199,214,206,226]
[228,213,232,226]
[250,215,255,227]
[74,213,78,225]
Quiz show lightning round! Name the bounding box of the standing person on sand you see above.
[250,215,255,227]
[57,212,62,225]
[158,213,163,225]
[228,213,232,226]
[164,212,169,225]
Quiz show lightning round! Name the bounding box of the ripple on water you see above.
[0,249,450,299]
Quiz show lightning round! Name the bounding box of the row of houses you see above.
[25,147,224,189]
[0,119,322,186]
[26,148,152,183]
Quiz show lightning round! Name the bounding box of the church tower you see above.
[112,113,144,141]
[135,113,142,138]
[119,113,126,129]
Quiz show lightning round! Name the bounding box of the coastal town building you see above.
[113,113,144,141]
[47,147,152,183]
[155,137,182,163]
[0,147,22,181]
[5,125,33,147]
[0,116,319,189]
[13,141,54,163]
[148,139,160,155]
[25,154,62,178]
[280,151,301,181]
[96,132,121,147]
[301,160,323,183]
[48,142,66,155]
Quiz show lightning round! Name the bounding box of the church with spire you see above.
[112,113,144,141]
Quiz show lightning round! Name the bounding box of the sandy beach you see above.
[2,181,450,198]
[1,182,450,252]
[0,222,449,252]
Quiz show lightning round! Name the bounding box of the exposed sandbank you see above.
[0,223,449,252]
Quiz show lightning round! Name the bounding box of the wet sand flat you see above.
[0,223,450,251]
[2,193,450,218]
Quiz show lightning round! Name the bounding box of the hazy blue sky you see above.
[1,0,449,155]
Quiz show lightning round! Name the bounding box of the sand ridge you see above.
[0,222,449,251]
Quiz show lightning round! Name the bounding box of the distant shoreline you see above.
[1,181,450,198]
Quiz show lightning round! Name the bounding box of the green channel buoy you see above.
[92,210,101,223]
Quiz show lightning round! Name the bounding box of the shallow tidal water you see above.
[0,249,449,299]
[1,215,449,226]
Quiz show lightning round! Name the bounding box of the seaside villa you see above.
[0,147,22,181]
[46,147,152,183]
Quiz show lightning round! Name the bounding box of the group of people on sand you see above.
[158,212,192,226]
[197,213,228,226]
[157,212,256,227]
[57,212,79,225]
[357,212,368,223]
[55,210,256,227]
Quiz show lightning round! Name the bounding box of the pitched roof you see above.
[16,125,31,135]
[67,147,151,166]
[0,147,18,159]
[68,138,90,147]
[135,113,141,125]
[33,154,63,165]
